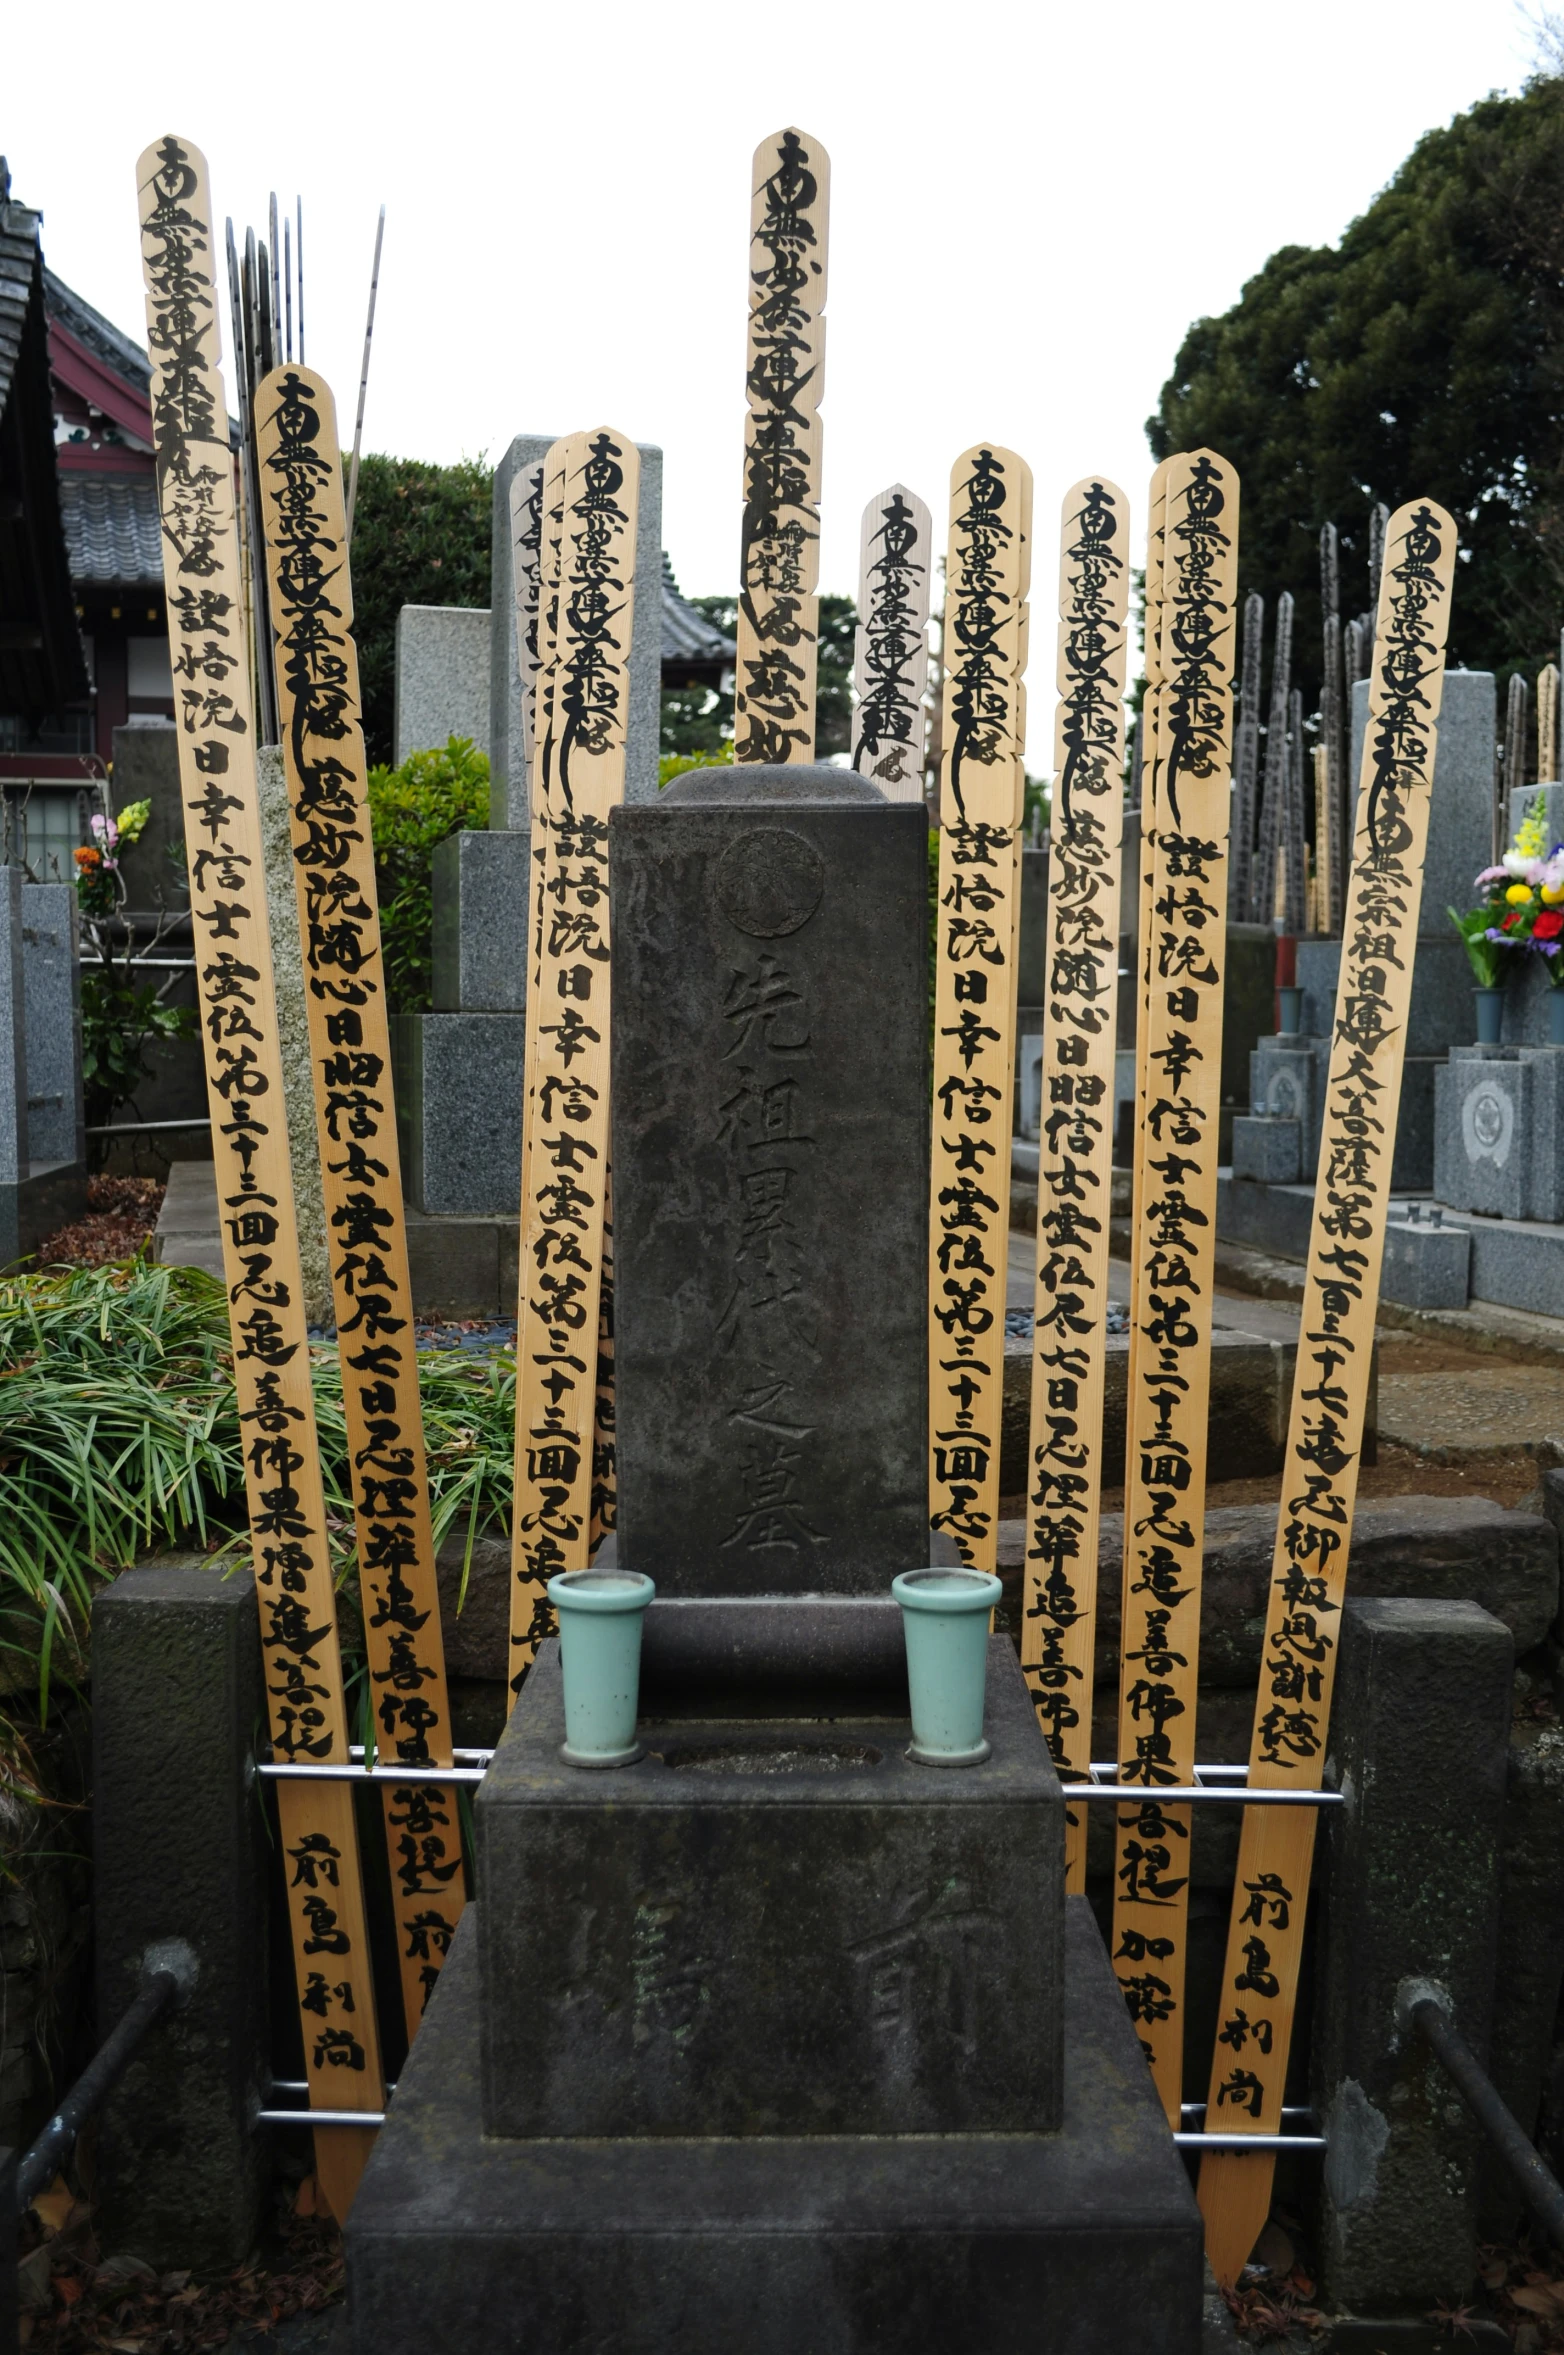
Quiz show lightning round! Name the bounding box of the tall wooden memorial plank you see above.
[1109,449,1240,2127]
[135,136,382,2222]
[1123,464,1171,1486]
[509,456,547,775]
[252,365,464,2045]
[507,430,640,1685]
[508,440,573,1701]
[851,483,934,801]
[928,442,1032,1570]
[1022,477,1130,1892]
[1198,501,1459,2286]
[735,127,829,766]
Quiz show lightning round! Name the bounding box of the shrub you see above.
[349,453,492,767]
[365,736,491,1011]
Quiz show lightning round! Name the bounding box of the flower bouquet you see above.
[1450,791,1564,1039]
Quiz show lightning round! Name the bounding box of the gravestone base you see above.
[392,1012,524,1217]
[347,1899,1203,2355]
[1434,1046,1564,1222]
[1,1158,87,1268]
[1230,1113,1301,1184]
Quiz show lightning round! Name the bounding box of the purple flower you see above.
[1485,927,1510,944]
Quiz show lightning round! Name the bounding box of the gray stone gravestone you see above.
[393,606,492,765]
[1433,1046,1564,1222]
[0,864,27,1263]
[20,881,84,1169]
[348,756,1205,2354]
[609,766,930,1593]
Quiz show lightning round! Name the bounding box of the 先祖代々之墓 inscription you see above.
[1021,477,1130,1892]
[136,133,383,2220]
[1197,497,1458,2287]
[253,363,465,2045]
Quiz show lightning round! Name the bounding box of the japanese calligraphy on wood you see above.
[851,484,933,800]
[135,135,383,2221]
[1021,477,1129,1891]
[509,455,546,774]
[928,442,1033,1569]
[735,127,829,766]
[1124,463,1171,1470]
[508,429,640,1684]
[1198,499,1458,2286]
[1110,449,1240,2127]
[253,364,465,2045]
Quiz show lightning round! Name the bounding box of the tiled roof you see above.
[58,474,163,586]
[661,551,736,667]
[0,191,42,421]
[43,269,151,397]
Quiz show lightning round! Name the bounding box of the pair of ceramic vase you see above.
[547,1566,1003,1770]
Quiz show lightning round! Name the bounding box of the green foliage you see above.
[659,743,735,788]
[0,1259,517,1713]
[657,592,859,757]
[349,453,493,766]
[1149,72,1564,702]
[364,736,491,1011]
[80,973,193,1131]
[1449,902,1509,988]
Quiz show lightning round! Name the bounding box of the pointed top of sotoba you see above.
[852,483,934,802]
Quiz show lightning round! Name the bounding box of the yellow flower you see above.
[1506,883,1535,905]
[1544,884,1564,906]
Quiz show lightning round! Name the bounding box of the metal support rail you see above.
[1412,1990,1564,2248]
[1062,1761,1343,1810]
[258,1743,493,1787]
[14,1971,178,2213]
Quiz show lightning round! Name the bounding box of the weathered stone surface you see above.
[1481,1726,1564,2238]
[1017,845,1048,1005]
[430,829,530,1012]
[1379,1210,1471,1311]
[348,1897,1204,2355]
[1230,1114,1301,1184]
[394,605,491,764]
[1351,670,1495,976]
[610,768,928,1593]
[21,883,83,1168]
[92,1559,269,2270]
[254,746,332,1326]
[1315,1598,1511,2316]
[478,1639,1061,2138]
[108,722,188,911]
[393,1011,524,1217]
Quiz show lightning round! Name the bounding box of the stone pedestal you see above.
[254,746,332,1326]
[349,1626,1202,2355]
[430,828,530,1013]
[1434,1045,1564,1221]
[394,1011,524,1216]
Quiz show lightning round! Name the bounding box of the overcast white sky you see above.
[6,0,1546,755]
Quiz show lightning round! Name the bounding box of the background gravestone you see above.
[611,767,929,1592]
[21,882,84,1171]
[394,606,491,766]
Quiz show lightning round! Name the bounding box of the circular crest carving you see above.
[1461,1080,1514,1169]
[713,827,825,938]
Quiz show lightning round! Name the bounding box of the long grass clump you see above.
[0,1257,515,1709]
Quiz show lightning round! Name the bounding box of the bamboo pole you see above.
[135,135,383,2224]
[1284,686,1308,937]
[1252,592,1293,928]
[928,443,1032,1569]
[1320,522,1347,931]
[1197,499,1459,2285]
[507,430,641,1675]
[345,205,384,547]
[1109,449,1241,2129]
[252,365,465,2045]
[851,484,934,800]
[1021,477,1130,1889]
[734,127,829,765]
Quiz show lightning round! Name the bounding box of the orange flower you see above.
[74,845,101,870]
